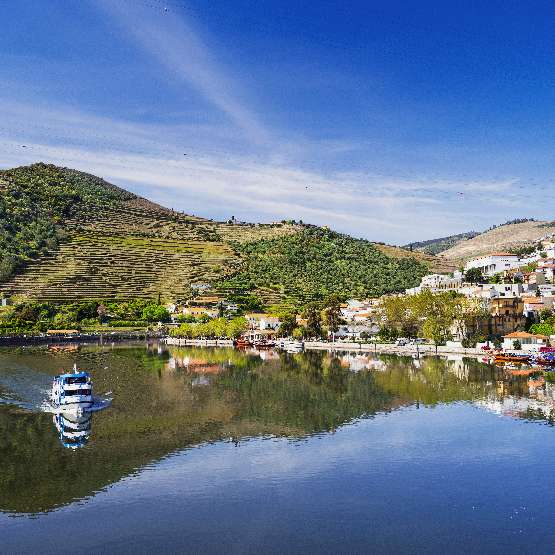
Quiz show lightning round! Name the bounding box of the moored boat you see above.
[494,353,532,364]
[234,338,252,348]
[253,339,275,349]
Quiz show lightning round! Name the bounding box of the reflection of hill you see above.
[0,345,398,514]
[0,345,549,515]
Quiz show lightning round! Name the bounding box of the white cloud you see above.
[0,95,528,243]
[94,0,270,145]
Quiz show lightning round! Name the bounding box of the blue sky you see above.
[2,0,555,244]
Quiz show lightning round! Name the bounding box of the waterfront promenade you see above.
[164,337,485,357]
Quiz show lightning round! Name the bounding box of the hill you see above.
[439,219,555,262]
[403,231,479,255]
[0,163,443,305]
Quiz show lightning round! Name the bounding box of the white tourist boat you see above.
[50,364,93,415]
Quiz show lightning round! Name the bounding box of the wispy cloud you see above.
[95,0,270,145]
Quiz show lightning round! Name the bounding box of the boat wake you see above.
[41,395,112,414]
[0,363,112,449]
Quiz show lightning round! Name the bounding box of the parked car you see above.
[395,338,408,346]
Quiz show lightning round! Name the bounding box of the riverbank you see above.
[304,341,484,357]
[0,330,152,346]
[164,337,485,357]
[164,338,234,347]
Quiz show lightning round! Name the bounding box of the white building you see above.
[538,258,555,281]
[464,253,520,277]
[340,299,378,322]
[502,331,550,352]
[405,273,462,295]
[245,313,281,330]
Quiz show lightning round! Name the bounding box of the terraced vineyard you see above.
[0,198,300,302]
[0,163,441,304]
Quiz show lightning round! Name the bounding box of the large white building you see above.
[464,253,520,277]
[405,273,463,295]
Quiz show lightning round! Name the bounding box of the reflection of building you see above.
[167,355,222,374]
[339,354,386,372]
[445,355,470,381]
[476,389,555,422]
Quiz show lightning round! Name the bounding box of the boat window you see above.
[64,389,91,396]
[64,376,88,385]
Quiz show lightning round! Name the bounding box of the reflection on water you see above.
[3,342,555,552]
[54,412,92,449]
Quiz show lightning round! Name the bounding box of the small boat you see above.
[234,338,252,349]
[50,364,93,415]
[276,339,304,352]
[253,339,275,349]
[531,352,555,366]
[494,353,532,364]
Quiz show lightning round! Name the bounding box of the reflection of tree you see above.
[371,355,500,406]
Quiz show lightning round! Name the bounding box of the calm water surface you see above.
[2,342,555,554]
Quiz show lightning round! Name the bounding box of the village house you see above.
[405,273,463,295]
[538,258,555,281]
[487,297,526,336]
[181,306,220,319]
[522,271,547,287]
[502,331,550,352]
[522,296,554,319]
[340,299,380,322]
[245,313,281,330]
[456,282,527,300]
[538,284,555,296]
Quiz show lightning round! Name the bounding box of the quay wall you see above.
[164,338,234,347]
[303,341,484,357]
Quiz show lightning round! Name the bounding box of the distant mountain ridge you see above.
[404,231,480,255]
[439,219,555,262]
[407,218,555,263]
[0,163,445,305]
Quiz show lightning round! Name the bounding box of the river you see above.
[1,342,554,553]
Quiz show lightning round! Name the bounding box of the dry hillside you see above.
[440,220,555,262]
[373,244,457,273]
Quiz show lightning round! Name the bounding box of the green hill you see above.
[0,163,438,306]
